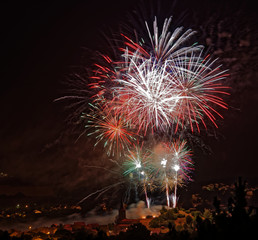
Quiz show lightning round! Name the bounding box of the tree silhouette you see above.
[211,177,257,239]
[119,223,150,240]
[232,177,248,220]
[0,230,11,240]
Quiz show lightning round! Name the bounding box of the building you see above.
[115,200,126,224]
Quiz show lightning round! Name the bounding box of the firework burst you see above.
[123,146,154,208]
[114,56,183,134]
[84,102,137,157]
[169,51,230,132]
[155,139,193,207]
[162,140,193,182]
[113,50,229,135]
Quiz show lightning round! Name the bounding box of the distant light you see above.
[173,164,180,172]
[141,171,145,175]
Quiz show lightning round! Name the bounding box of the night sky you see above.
[1,0,258,202]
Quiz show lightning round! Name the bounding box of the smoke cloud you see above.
[0,201,162,231]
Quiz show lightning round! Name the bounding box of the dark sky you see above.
[0,0,258,201]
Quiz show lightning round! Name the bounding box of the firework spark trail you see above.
[160,158,170,207]
[143,180,150,208]
[77,181,125,205]
[121,17,202,63]
[165,178,170,208]
[82,165,121,176]
[88,54,119,102]
[145,17,202,61]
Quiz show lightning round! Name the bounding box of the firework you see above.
[114,56,183,134]
[155,140,193,207]
[162,140,193,181]
[85,16,206,134]
[121,16,202,63]
[168,51,230,132]
[123,146,154,208]
[59,13,230,208]
[61,15,228,137]
[113,49,229,134]
[88,53,122,102]
[84,102,137,157]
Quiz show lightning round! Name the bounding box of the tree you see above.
[119,223,150,240]
[232,177,248,221]
[95,230,107,240]
[149,217,160,228]
[186,215,193,225]
[0,230,11,240]
[54,228,73,240]
[203,209,212,222]
[74,228,93,240]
